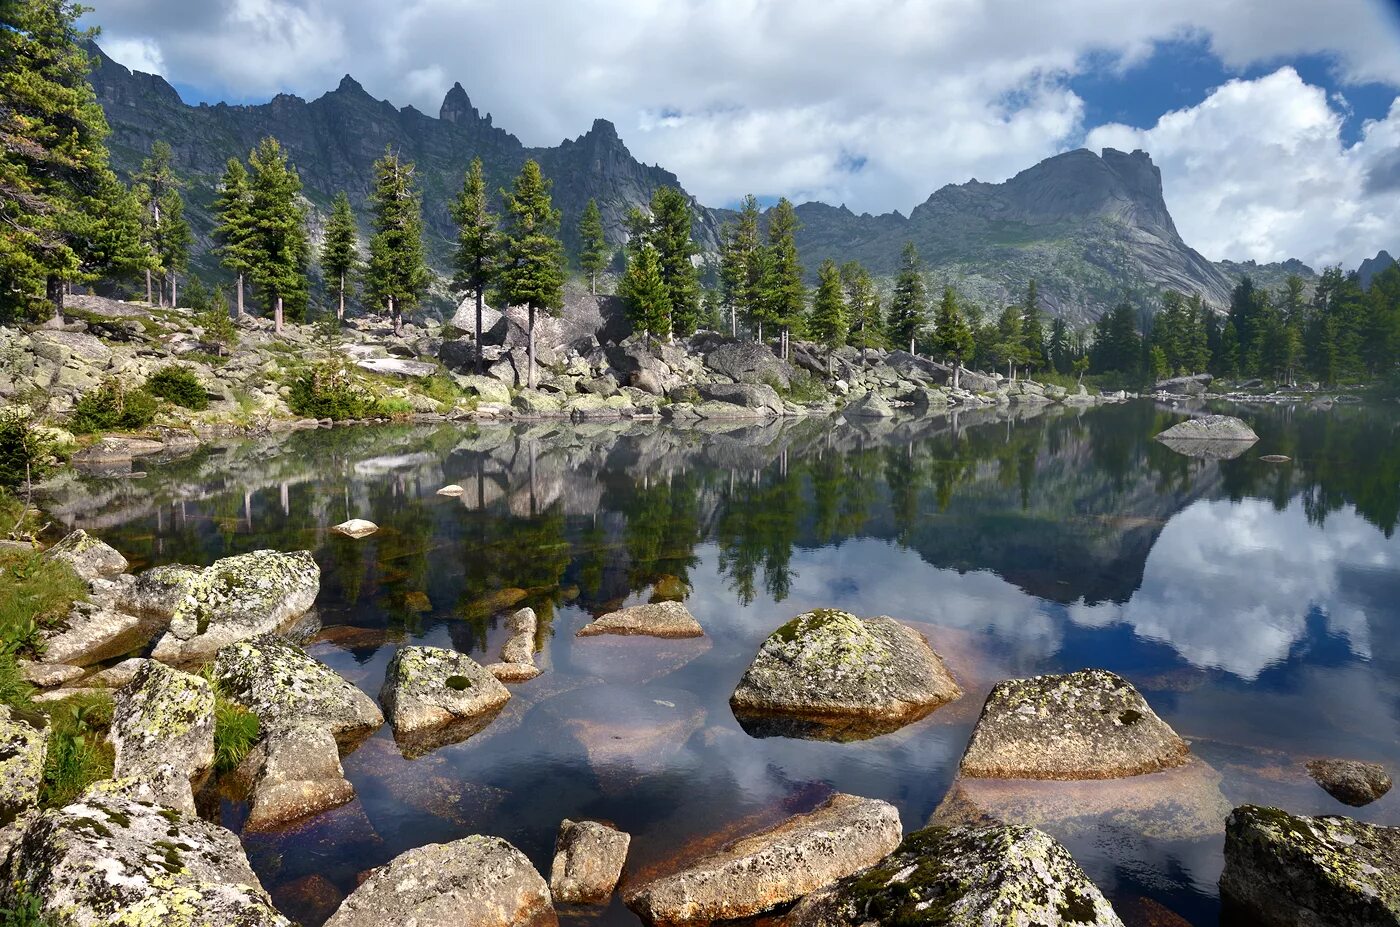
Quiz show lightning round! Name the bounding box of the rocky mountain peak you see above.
[1358,249,1396,289]
[335,74,367,96]
[440,81,480,125]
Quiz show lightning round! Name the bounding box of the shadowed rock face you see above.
[550,819,631,905]
[1220,806,1400,927]
[959,669,1189,780]
[1306,758,1394,807]
[785,823,1125,927]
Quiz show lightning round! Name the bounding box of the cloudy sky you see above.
[85,0,1400,267]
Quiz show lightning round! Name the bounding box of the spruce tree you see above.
[498,159,565,389]
[649,186,701,339]
[1021,279,1047,371]
[931,285,974,386]
[320,192,359,322]
[1048,316,1072,374]
[719,194,763,338]
[365,148,430,336]
[246,136,309,333]
[887,242,928,354]
[213,157,256,318]
[761,198,804,359]
[578,198,608,296]
[450,157,502,374]
[621,241,670,348]
[809,259,848,366]
[841,262,883,353]
[132,141,187,306]
[994,302,1029,378]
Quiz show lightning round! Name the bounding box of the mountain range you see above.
[88,44,1321,322]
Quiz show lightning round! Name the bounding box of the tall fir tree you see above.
[719,194,763,338]
[808,259,848,366]
[887,242,928,354]
[132,141,189,306]
[649,186,701,338]
[994,302,1029,378]
[931,285,974,386]
[212,157,256,318]
[841,262,883,353]
[365,148,430,336]
[246,136,309,332]
[620,240,670,347]
[498,159,565,389]
[1048,316,1072,374]
[320,192,359,322]
[577,197,608,296]
[761,198,805,359]
[1021,279,1047,371]
[449,157,502,374]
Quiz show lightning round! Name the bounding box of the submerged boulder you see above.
[325,834,556,927]
[151,549,321,664]
[0,707,45,824]
[624,793,901,927]
[959,669,1188,780]
[576,602,704,639]
[108,660,215,814]
[0,792,289,926]
[242,724,354,831]
[786,823,1124,927]
[1220,805,1399,927]
[550,819,630,905]
[380,646,510,758]
[729,610,961,740]
[43,529,127,582]
[1306,758,1393,807]
[1155,414,1258,443]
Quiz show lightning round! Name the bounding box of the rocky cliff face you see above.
[1358,250,1396,290]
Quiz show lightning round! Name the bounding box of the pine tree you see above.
[132,141,188,306]
[930,285,974,386]
[577,198,608,295]
[649,186,701,339]
[994,302,1029,378]
[320,192,359,322]
[761,198,804,359]
[213,157,256,318]
[1048,316,1072,374]
[0,0,144,320]
[841,262,883,352]
[246,136,309,332]
[197,287,237,356]
[498,159,565,389]
[621,241,670,347]
[720,195,763,338]
[449,157,502,374]
[808,259,847,366]
[887,242,928,354]
[1021,279,1047,371]
[159,185,191,307]
[365,147,429,336]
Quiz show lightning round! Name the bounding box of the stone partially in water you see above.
[1306,758,1393,807]
[43,528,127,582]
[1220,805,1399,927]
[0,707,45,825]
[785,823,1124,927]
[729,610,961,741]
[332,519,379,538]
[109,660,215,814]
[487,662,543,683]
[624,793,902,927]
[324,834,556,927]
[437,483,466,496]
[577,601,704,639]
[242,724,355,831]
[550,818,631,905]
[380,646,511,758]
[959,669,1188,780]
[500,607,538,664]
[1155,414,1258,442]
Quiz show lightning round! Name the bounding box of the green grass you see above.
[418,373,464,407]
[0,650,35,712]
[38,691,115,808]
[199,664,260,772]
[0,548,88,661]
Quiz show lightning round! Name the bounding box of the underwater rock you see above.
[959,669,1188,780]
[0,707,45,824]
[109,660,215,814]
[550,819,630,905]
[1306,758,1393,807]
[1220,805,1399,926]
[785,822,1124,927]
[576,601,704,639]
[332,519,379,538]
[1260,454,1292,463]
[43,528,127,582]
[730,610,960,740]
[380,646,510,758]
[325,834,556,927]
[624,793,901,927]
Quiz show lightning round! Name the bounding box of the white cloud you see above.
[98,34,165,76]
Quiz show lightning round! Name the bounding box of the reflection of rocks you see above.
[960,669,1188,779]
[380,646,511,758]
[1155,435,1255,460]
[541,685,705,781]
[625,794,901,927]
[1306,758,1393,807]
[1155,414,1258,458]
[931,758,1232,842]
[730,610,961,741]
[109,660,215,814]
[550,819,631,905]
[577,601,704,639]
[325,835,556,927]
[786,823,1124,927]
[1221,805,1399,927]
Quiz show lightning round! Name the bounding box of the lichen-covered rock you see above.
[624,793,902,927]
[151,550,321,664]
[19,660,84,687]
[214,634,382,745]
[109,661,214,814]
[1220,806,1399,927]
[242,724,354,830]
[0,707,45,825]
[1307,758,1393,807]
[85,763,195,816]
[324,834,556,927]
[959,669,1188,780]
[78,657,150,690]
[380,646,510,758]
[39,597,152,668]
[550,819,630,905]
[500,607,537,664]
[116,564,202,620]
[1154,414,1258,443]
[44,529,128,582]
[729,610,961,740]
[0,792,290,926]
[331,519,379,539]
[786,823,1124,927]
[577,602,704,639]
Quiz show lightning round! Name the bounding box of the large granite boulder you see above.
[1155,373,1213,395]
[325,834,556,927]
[1154,414,1257,443]
[0,707,45,825]
[959,669,1188,780]
[241,724,354,831]
[576,602,704,639]
[624,793,901,927]
[843,390,896,419]
[379,646,510,757]
[37,595,152,668]
[43,529,127,582]
[1306,758,1393,807]
[116,563,202,620]
[786,823,1124,927]
[730,610,961,740]
[550,819,630,905]
[1220,806,1398,927]
[696,382,784,415]
[151,550,321,664]
[702,340,793,388]
[108,660,215,814]
[0,792,289,926]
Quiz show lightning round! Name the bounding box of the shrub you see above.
[288,360,390,420]
[0,890,63,927]
[197,288,238,356]
[39,691,115,808]
[146,365,209,411]
[69,378,159,434]
[0,407,57,489]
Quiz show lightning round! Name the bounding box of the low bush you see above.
[0,407,58,489]
[288,360,394,420]
[69,378,159,434]
[39,691,115,808]
[146,365,209,411]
